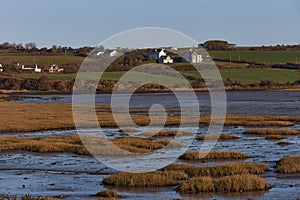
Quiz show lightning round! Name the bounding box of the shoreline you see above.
[1,86,300,95]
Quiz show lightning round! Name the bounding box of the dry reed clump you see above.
[103,171,188,187]
[0,135,181,155]
[177,174,270,193]
[95,189,120,199]
[277,141,291,146]
[0,194,56,200]
[179,151,248,161]
[276,156,300,173]
[200,115,299,127]
[162,162,268,178]
[243,128,300,135]
[141,130,194,137]
[197,134,238,141]
[265,135,284,140]
[0,101,299,133]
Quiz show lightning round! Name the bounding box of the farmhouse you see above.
[49,64,64,73]
[149,49,173,63]
[21,64,42,73]
[182,51,203,63]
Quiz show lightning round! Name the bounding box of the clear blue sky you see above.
[0,0,300,48]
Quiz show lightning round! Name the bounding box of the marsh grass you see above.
[95,189,120,199]
[276,156,300,173]
[0,101,298,133]
[243,128,300,135]
[197,134,238,141]
[0,135,181,155]
[141,130,194,137]
[162,162,268,178]
[103,171,188,187]
[265,135,284,140]
[177,174,270,193]
[179,151,248,161]
[277,141,291,146]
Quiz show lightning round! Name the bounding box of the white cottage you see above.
[49,64,64,73]
[22,64,42,73]
[182,51,203,63]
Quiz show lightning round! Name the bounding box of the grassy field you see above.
[182,68,300,84]
[14,71,188,84]
[209,50,300,64]
[0,55,84,66]
[13,68,300,84]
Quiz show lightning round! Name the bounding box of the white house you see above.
[149,49,173,63]
[103,50,121,57]
[49,64,64,73]
[182,51,203,63]
[22,64,42,73]
[162,56,173,64]
[0,64,3,72]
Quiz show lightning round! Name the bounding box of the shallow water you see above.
[1,91,299,199]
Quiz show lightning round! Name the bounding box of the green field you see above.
[14,71,188,84]
[0,55,84,66]
[182,68,300,84]
[14,68,300,85]
[209,50,300,64]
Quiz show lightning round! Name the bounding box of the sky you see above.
[0,0,300,48]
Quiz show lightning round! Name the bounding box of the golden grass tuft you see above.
[103,171,188,187]
[142,130,194,137]
[277,141,291,146]
[276,156,300,173]
[197,134,238,141]
[179,151,248,161]
[0,135,181,155]
[265,135,284,140]
[243,128,300,135]
[162,162,268,178]
[177,174,270,193]
[95,189,120,199]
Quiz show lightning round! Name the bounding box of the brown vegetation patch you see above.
[277,141,291,146]
[243,128,300,135]
[103,171,188,187]
[276,156,300,173]
[179,151,248,161]
[0,135,181,155]
[197,134,238,141]
[200,115,299,127]
[162,162,268,178]
[265,135,284,140]
[95,189,120,199]
[177,174,270,193]
[0,101,298,133]
[142,130,194,137]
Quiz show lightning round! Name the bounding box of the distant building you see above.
[182,51,203,63]
[22,64,42,73]
[149,49,173,63]
[0,64,3,72]
[49,64,64,73]
[104,50,121,57]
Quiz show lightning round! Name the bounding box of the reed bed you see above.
[162,162,268,178]
[95,189,120,199]
[197,134,238,141]
[277,141,291,146]
[179,151,248,161]
[276,156,300,173]
[141,130,194,137]
[265,135,284,140]
[103,171,188,187]
[0,101,299,132]
[243,128,300,135]
[0,135,181,155]
[177,174,270,193]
